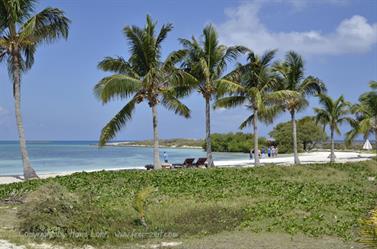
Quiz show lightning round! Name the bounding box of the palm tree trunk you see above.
[151,105,161,169]
[330,127,336,162]
[12,52,38,180]
[253,110,260,166]
[205,97,214,167]
[290,110,300,164]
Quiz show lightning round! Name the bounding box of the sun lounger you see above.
[194,157,208,167]
[145,163,173,170]
[145,164,154,170]
[172,158,195,168]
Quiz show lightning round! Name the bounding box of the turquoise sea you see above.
[0,141,248,175]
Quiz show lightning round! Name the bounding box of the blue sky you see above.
[0,0,376,141]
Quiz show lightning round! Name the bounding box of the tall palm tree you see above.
[273,51,326,164]
[0,0,70,180]
[179,25,246,167]
[94,15,194,169]
[346,81,377,154]
[215,50,297,166]
[314,94,351,163]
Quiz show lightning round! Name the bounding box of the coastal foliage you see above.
[119,138,203,148]
[203,132,268,153]
[269,116,327,153]
[1,160,376,245]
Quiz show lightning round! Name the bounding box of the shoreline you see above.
[0,151,375,185]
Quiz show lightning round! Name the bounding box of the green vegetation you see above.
[114,138,203,148]
[203,132,267,153]
[133,186,156,227]
[269,116,327,153]
[0,160,376,247]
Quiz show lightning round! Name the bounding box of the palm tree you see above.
[273,51,326,164]
[94,15,194,169]
[314,94,351,163]
[0,0,70,180]
[346,81,377,154]
[215,50,297,166]
[179,25,246,167]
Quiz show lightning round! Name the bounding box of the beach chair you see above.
[194,157,208,168]
[172,158,195,168]
[145,164,154,170]
[145,163,172,170]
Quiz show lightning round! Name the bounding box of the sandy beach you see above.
[0,151,374,185]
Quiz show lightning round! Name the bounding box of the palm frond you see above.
[98,56,138,76]
[20,7,70,45]
[99,98,138,146]
[94,74,142,104]
[260,49,277,67]
[214,96,246,109]
[369,80,377,90]
[239,114,254,129]
[163,49,187,71]
[156,23,173,47]
[215,78,243,96]
[161,93,191,118]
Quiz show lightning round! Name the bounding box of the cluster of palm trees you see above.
[95,15,334,169]
[0,2,375,180]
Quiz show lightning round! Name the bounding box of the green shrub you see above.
[133,186,156,227]
[17,183,80,238]
[0,160,375,245]
[269,116,327,153]
[17,183,131,243]
[203,132,268,153]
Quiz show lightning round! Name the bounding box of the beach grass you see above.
[0,159,376,248]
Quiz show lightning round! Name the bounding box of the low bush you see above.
[17,183,80,237]
[0,160,375,245]
[203,132,268,153]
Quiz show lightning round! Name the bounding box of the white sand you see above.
[214,151,376,167]
[0,151,375,185]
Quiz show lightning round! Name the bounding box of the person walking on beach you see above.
[163,151,169,163]
[268,147,271,158]
[249,150,253,160]
[261,148,265,158]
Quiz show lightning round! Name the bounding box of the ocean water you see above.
[0,141,248,175]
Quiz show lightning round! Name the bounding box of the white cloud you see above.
[217,1,377,55]
[285,0,350,10]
